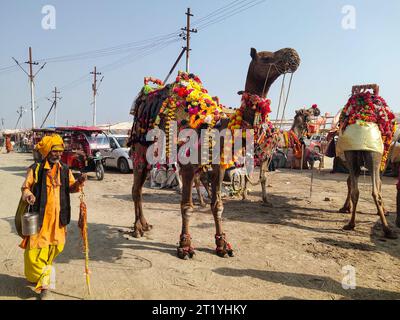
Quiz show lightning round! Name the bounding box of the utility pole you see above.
[27,47,37,129]
[16,106,26,129]
[52,87,61,127]
[0,118,4,130]
[180,8,197,73]
[12,47,46,129]
[41,88,61,128]
[90,66,102,126]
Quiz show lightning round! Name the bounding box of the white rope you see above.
[275,73,286,123]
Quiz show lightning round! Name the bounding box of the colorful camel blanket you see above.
[336,92,397,170]
[130,72,278,169]
[130,72,227,147]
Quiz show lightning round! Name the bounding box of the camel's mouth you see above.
[275,48,300,74]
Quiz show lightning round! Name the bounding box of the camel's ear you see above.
[250,48,257,60]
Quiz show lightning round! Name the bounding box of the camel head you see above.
[292,105,321,136]
[245,47,300,97]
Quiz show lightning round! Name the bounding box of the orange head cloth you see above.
[35,134,65,158]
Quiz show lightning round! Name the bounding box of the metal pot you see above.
[21,211,39,236]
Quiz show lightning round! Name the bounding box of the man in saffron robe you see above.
[5,135,13,153]
[20,134,87,299]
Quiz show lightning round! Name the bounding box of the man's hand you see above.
[26,194,36,205]
[78,173,88,184]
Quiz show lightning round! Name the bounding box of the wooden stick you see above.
[310,161,314,198]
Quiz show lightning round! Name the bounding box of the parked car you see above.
[100,134,133,173]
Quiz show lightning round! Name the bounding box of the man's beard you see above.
[48,156,60,164]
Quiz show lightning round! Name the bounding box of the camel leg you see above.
[177,164,196,259]
[132,166,151,238]
[366,153,397,239]
[260,160,272,207]
[199,170,211,199]
[343,152,360,231]
[194,173,206,207]
[339,176,352,213]
[211,165,234,258]
[378,178,389,216]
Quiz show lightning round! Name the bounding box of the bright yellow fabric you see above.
[20,161,76,250]
[24,242,64,291]
[336,121,384,159]
[35,134,65,158]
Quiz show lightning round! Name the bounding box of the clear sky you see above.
[1,0,399,129]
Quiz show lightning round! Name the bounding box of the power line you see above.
[191,0,248,25]
[51,37,180,94]
[195,0,267,30]
[0,34,180,77]
[6,1,265,112]
[0,0,263,77]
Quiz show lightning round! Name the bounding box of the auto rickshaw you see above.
[55,126,111,181]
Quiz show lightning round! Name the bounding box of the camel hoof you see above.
[339,207,351,214]
[216,251,228,258]
[132,230,143,238]
[215,233,234,258]
[384,228,398,239]
[262,201,273,208]
[216,248,234,258]
[142,224,153,232]
[343,223,355,231]
[177,248,195,260]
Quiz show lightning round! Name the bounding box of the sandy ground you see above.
[0,149,399,300]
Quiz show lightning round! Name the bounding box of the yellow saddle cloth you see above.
[336,121,383,159]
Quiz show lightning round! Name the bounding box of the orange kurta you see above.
[20,161,76,250]
[6,137,13,153]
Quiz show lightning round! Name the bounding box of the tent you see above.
[97,122,132,135]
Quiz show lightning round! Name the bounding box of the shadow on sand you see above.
[213,267,400,300]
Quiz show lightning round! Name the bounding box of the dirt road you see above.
[0,151,399,300]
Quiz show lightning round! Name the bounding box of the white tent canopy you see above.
[0,129,29,136]
[97,122,132,135]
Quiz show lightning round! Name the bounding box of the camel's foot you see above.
[339,206,351,214]
[215,233,234,258]
[343,223,355,231]
[262,199,273,208]
[177,234,195,260]
[132,221,152,238]
[242,191,248,201]
[383,227,398,239]
[141,222,153,232]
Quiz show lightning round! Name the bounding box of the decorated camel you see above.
[242,105,321,203]
[129,47,300,259]
[336,84,397,239]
